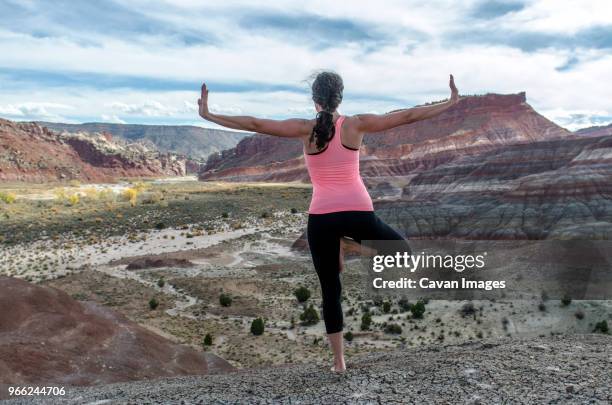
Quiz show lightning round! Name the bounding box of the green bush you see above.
[384,323,402,334]
[382,301,391,313]
[299,304,320,326]
[410,301,426,319]
[222,212,229,218]
[290,207,298,214]
[561,295,572,307]
[203,333,213,346]
[251,317,265,335]
[593,320,609,334]
[149,297,159,310]
[344,331,354,341]
[157,278,165,288]
[219,293,232,307]
[361,311,372,330]
[294,286,311,303]
[398,298,411,312]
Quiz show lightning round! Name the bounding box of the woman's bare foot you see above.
[330,360,346,373]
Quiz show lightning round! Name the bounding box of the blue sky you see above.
[0,0,611,130]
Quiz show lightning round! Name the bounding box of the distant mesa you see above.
[199,92,573,182]
[38,121,250,162]
[0,276,233,391]
[0,118,186,182]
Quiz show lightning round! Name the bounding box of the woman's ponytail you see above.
[310,110,335,150]
[309,71,344,151]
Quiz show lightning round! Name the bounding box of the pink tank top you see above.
[304,115,374,214]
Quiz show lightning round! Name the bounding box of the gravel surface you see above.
[5,334,611,404]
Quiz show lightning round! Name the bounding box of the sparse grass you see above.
[0,181,311,245]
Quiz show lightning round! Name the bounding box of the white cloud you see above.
[0,1,610,129]
[100,114,127,124]
[0,102,73,121]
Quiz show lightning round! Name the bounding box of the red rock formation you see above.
[0,277,233,388]
[0,118,185,183]
[200,93,572,182]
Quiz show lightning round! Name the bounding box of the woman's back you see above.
[304,115,373,214]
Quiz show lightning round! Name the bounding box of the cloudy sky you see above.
[0,0,611,130]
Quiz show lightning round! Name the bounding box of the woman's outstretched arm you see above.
[198,83,312,138]
[354,74,460,134]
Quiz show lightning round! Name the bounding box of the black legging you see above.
[307,210,409,334]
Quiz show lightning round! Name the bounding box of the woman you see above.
[198,71,460,372]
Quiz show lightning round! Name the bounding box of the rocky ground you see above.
[5,334,610,404]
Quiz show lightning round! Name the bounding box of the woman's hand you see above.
[449,74,459,104]
[198,83,209,119]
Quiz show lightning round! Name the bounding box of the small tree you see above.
[410,301,426,319]
[300,304,320,326]
[251,317,265,335]
[149,297,159,310]
[561,295,572,307]
[593,320,609,334]
[219,293,232,307]
[294,286,311,303]
[398,298,411,312]
[361,311,372,330]
[384,323,402,334]
[203,333,213,346]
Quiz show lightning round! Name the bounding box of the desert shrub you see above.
[502,317,509,331]
[541,290,549,302]
[593,320,609,334]
[398,298,411,312]
[251,318,265,335]
[219,293,232,307]
[83,188,100,200]
[382,301,391,313]
[574,310,585,320]
[149,297,159,310]
[155,222,166,230]
[203,333,213,346]
[54,187,67,201]
[344,331,354,341]
[122,188,139,207]
[0,191,17,204]
[261,211,270,218]
[142,191,163,204]
[361,311,372,330]
[384,323,402,334]
[561,295,572,307]
[299,304,320,326]
[222,212,229,218]
[290,207,298,214]
[132,181,149,192]
[538,302,547,312]
[157,278,165,288]
[294,286,311,303]
[410,301,426,319]
[68,194,80,206]
[460,301,476,318]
